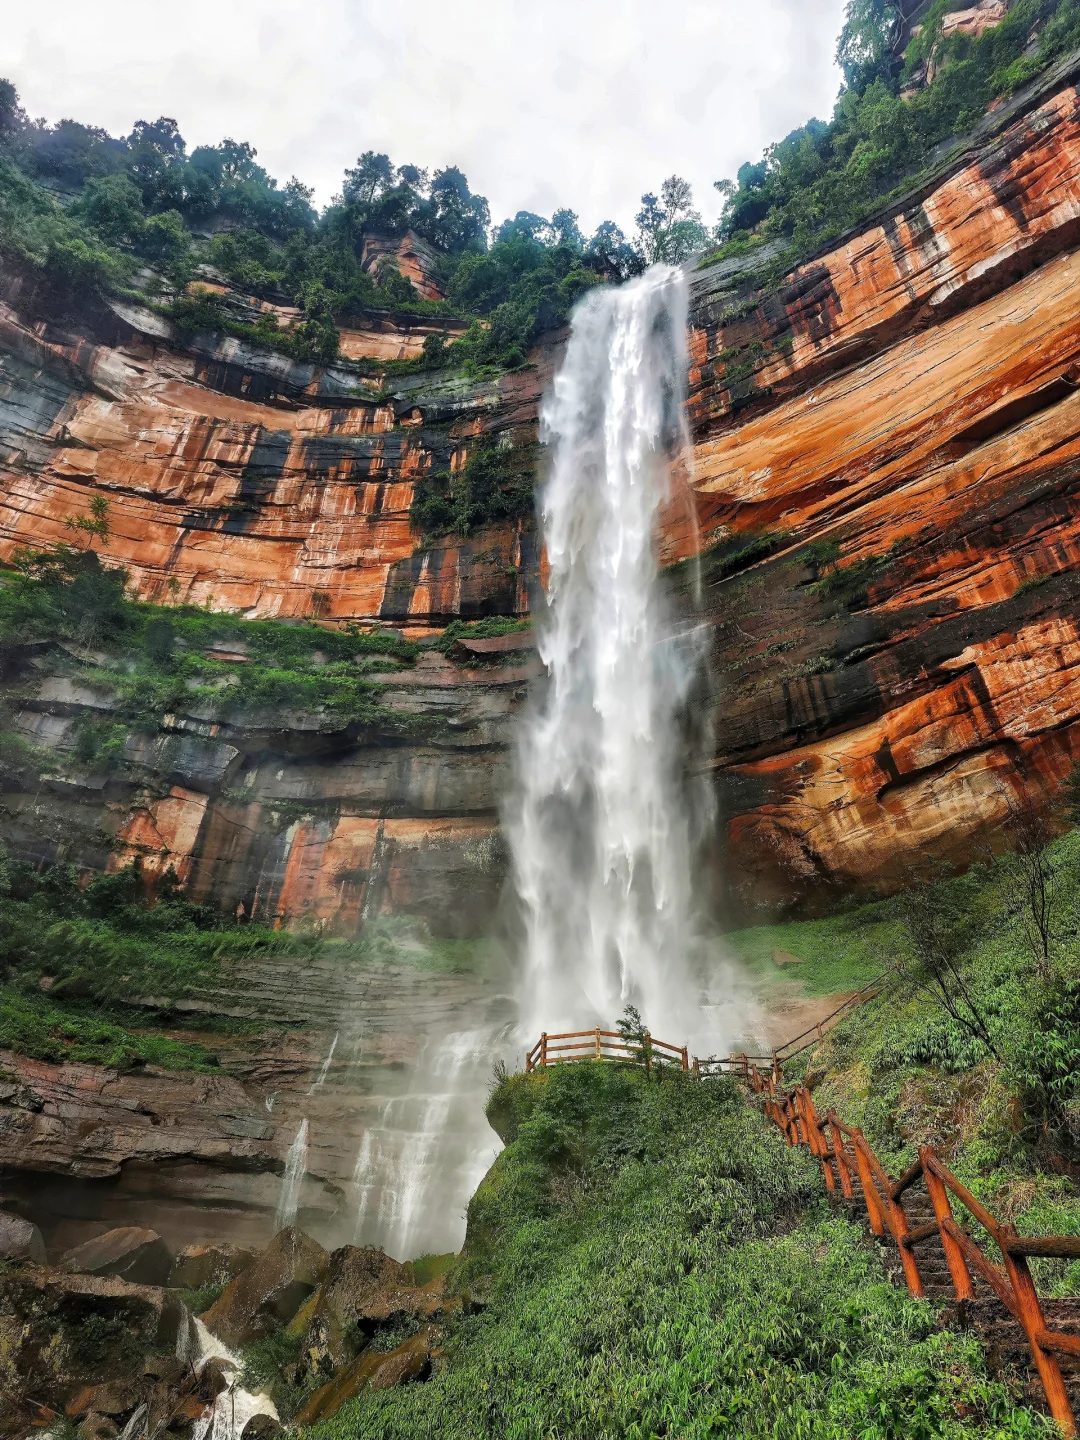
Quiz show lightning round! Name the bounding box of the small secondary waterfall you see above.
[351,1027,500,1259]
[275,1117,308,1230]
[506,264,714,1046]
[310,1032,339,1092]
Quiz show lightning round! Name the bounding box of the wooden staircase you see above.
[741,1062,1080,1434]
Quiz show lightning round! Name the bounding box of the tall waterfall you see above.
[350,265,750,1260]
[506,264,712,1045]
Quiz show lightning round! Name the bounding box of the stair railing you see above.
[759,1073,1080,1436]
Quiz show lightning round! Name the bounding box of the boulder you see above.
[61,1228,172,1286]
[320,1244,450,1329]
[169,1242,257,1292]
[241,1415,282,1440]
[200,1226,328,1350]
[66,1382,143,1418]
[294,1329,433,1425]
[0,1268,184,1413]
[0,1210,47,1265]
[293,1245,451,1379]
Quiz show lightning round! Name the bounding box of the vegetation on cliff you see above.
[304,1062,1044,1438]
[0,546,418,731]
[710,0,1080,265]
[0,79,651,377]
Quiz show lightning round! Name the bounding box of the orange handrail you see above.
[525,1026,690,1073]
[753,1068,1079,1435]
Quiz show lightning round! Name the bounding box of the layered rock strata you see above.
[684,51,1080,910]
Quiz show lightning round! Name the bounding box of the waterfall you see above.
[274,1117,308,1230]
[506,264,715,1048]
[309,1032,339,1093]
[346,264,751,1259]
[351,1027,500,1258]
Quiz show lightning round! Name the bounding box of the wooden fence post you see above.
[540,1032,548,1068]
[681,1045,689,1073]
[827,1115,855,1201]
[886,1186,924,1299]
[999,1224,1075,1436]
[594,1026,602,1059]
[920,1148,974,1305]
[803,1089,837,1192]
[644,1031,652,1079]
[851,1130,887,1239]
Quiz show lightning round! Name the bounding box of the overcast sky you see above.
[5,0,847,235]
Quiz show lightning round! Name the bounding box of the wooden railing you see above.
[526,1028,690,1073]
[527,1000,1080,1428]
[751,1068,1080,1435]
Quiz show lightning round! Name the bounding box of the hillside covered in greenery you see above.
[710,0,1080,267]
[0,77,650,375]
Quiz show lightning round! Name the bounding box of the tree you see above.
[74,174,145,246]
[585,220,641,281]
[893,871,1002,1061]
[616,1004,656,1078]
[65,495,111,550]
[0,78,26,145]
[635,175,709,265]
[836,0,902,94]
[342,150,396,207]
[1006,791,1061,981]
[291,282,339,365]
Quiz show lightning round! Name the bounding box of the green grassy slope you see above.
[306,1063,1048,1439]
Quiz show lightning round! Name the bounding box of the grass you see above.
[0,987,220,1070]
[725,904,895,997]
[305,1062,1048,1439]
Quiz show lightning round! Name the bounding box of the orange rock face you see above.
[0,296,539,627]
[7,64,1080,921]
[685,62,1080,909]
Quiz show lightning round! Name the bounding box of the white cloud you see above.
[5,0,848,234]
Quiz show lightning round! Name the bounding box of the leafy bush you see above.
[410,441,538,538]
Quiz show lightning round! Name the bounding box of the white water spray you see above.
[351,1027,500,1258]
[274,1117,308,1230]
[180,1313,279,1440]
[507,264,718,1049]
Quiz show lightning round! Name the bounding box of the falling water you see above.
[351,1027,501,1258]
[180,1313,279,1440]
[274,1117,308,1230]
[347,264,748,1260]
[507,264,720,1049]
[310,1032,339,1093]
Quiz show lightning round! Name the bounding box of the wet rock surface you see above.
[0,1225,447,1438]
[200,1225,329,1349]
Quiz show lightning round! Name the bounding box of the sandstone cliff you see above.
[684,49,1080,912]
